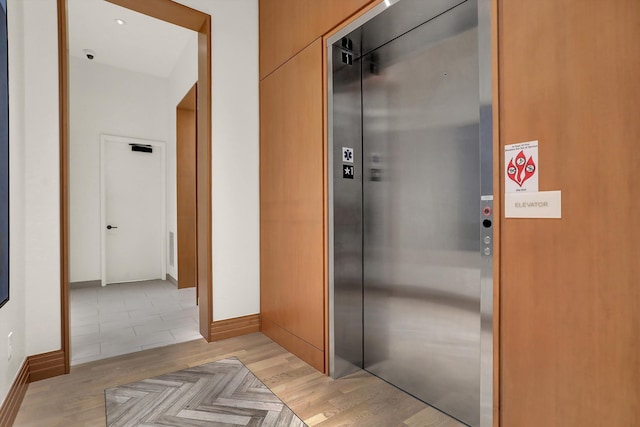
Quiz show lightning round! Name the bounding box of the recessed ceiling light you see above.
[114,18,126,25]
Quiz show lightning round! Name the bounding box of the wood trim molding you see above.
[105,0,208,32]
[57,0,70,375]
[27,350,66,383]
[210,314,261,342]
[0,358,29,427]
[196,17,213,340]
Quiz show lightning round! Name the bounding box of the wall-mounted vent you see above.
[169,232,175,267]
[130,143,153,153]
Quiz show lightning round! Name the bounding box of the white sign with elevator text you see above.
[505,190,562,218]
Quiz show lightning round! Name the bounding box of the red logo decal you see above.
[507,150,536,187]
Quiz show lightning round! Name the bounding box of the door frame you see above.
[58,0,213,373]
[99,134,167,286]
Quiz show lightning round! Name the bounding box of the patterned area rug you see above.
[105,357,307,427]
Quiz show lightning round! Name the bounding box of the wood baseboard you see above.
[0,358,29,427]
[0,349,67,426]
[210,314,261,342]
[27,350,66,383]
[261,317,325,373]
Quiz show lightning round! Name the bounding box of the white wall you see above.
[176,0,260,321]
[69,57,170,282]
[166,33,198,281]
[23,0,60,356]
[0,0,27,407]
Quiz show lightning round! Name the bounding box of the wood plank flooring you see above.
[14,333,464,427]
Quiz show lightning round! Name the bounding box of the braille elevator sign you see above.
[343,165,354,179]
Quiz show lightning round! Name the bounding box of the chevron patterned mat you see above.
[105,357,307,427]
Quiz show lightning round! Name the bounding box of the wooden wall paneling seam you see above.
[259,38,320,82]
[57,0,70,375]
[491,0,500,425]
[0,358,29,427]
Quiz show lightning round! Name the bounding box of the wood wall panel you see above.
[177,85,197,289]
[499,1,640,426]
[260,39,325,369]
[196,19,213,340]
[57,0,70,374]
[259,0,379,79]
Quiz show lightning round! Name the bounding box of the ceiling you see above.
[67,0,197,78]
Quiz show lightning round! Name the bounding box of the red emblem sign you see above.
[506,150,536,187]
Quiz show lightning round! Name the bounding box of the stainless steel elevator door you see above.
[331,42,364,378]
[361,1,481,426]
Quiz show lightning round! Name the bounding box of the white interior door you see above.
[101,135,166,285]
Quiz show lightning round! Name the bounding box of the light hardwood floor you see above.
[14,333,464,426]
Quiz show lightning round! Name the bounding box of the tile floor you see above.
[70,279,201,365]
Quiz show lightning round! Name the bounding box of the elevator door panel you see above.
[331,43,364,377]
[362,3,481,426]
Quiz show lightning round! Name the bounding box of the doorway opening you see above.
[59,0,212,370]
